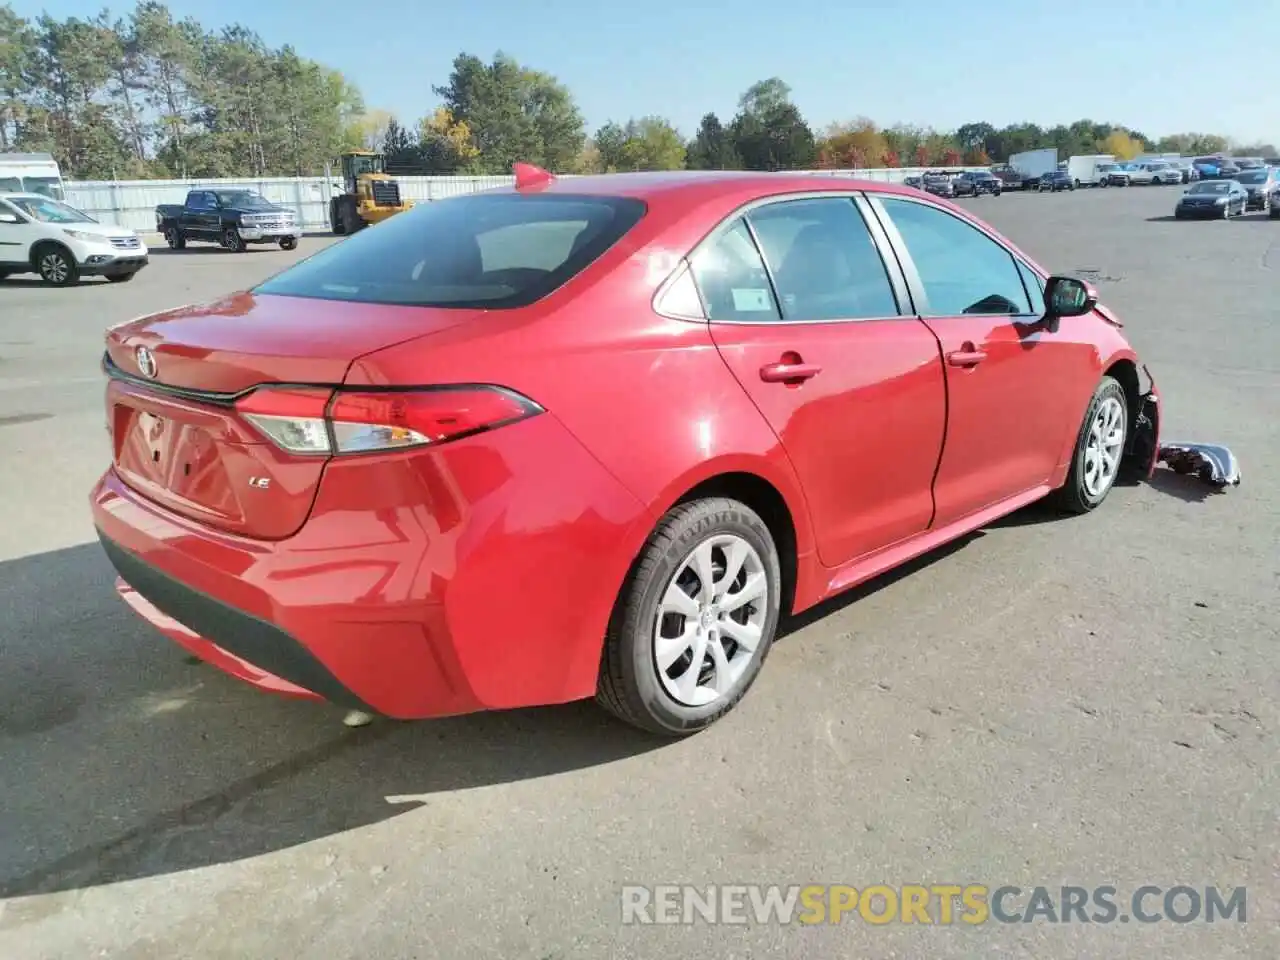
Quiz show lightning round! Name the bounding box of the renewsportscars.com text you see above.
[621,884,1247,925]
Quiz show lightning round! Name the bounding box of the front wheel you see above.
[1051,376,1128,514]
[35,245,78,286]
[220,226,247,252]
[596,497,782,736]
[279,237,298,251]
[163,226,185,250]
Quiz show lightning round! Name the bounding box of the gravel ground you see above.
[1,184,1276,959]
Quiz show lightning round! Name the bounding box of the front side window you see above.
[745,197,900,321]
[7,196,94,223]
[1016,261,1046,316]
[256,192,646,309]
[877,197,1031,316]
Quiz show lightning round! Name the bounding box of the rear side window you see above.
[688,219,782,322]
[255,193,646,308]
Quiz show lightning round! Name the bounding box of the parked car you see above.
[1233,167,1279,210]
[1192,156,1239,179]
[93,168,1162,736]
[955,170,1003,195]
[920,172,956,198]
[155,189,302,252]
[1174,179,1249,218]
[990,166,1029,190]
[1038,170,1075,191]
[903,175,925,190]
[1121,162,1180,186]
[1231,157,1264,170]
[0,192,148,285]
[1170,161,1199,183]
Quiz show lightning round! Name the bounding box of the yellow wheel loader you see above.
[329,151,413,235]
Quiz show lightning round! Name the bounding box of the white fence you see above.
[64,167,991,234]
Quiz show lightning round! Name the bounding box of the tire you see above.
[221,226,246,252]
[106,272,136,283]
[279,237,298,251]
[1051,376,1128,514]
[1223,201,1231,219]
[33,243,79,286]
[595,497,782,736]
[330,198,347,236]
[164,226,185,250]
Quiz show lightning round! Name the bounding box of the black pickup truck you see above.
[155,189,302,252]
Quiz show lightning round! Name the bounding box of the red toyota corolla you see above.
[91,167,1161,736]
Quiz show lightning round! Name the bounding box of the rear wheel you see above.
[34,244,78,286]
[1051,376,1128,514]
[330,197,347,236]
[596,497,782,736]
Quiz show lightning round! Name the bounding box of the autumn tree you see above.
[818,118,886,169]
[1100,129,1142,160]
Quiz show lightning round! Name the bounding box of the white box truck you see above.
[0,152,65,200]
[1008,148,1059,188]
[1067,154,1115,187]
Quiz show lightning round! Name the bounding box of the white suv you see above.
[1130,162,1182,185]
[0,193,149,286]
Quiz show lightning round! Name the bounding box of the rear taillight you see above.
[235,385,542,456]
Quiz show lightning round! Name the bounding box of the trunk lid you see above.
[105,292,487,539]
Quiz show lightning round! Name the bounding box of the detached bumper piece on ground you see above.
[1157,443,1242,488]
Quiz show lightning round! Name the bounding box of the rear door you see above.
[867,193,1097,527]
[690,194,947,569]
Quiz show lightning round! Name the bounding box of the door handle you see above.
[760,361,822,383]
[946,349,987,367]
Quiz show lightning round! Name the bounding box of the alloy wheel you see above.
[39,251,69,284]
[1083,396,1125,497]
[653,534,768,707]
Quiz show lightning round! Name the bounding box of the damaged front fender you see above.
[1122,364,1161,480]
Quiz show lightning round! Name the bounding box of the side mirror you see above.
[1043,275,1097,319]
[0,212,21,224]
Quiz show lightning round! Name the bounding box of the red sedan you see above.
[91,166,1161,736]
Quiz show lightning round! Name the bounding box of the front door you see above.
[868,194,1094,527]
[689,195,947,568]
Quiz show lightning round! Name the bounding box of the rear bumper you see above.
[90,413,652,719]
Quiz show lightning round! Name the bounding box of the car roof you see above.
[0,192,57,201]
[495,169,930,206]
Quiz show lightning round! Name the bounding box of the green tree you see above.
[0,4,36,150]
[434,51,585,174]
[728,78,815,171]
[685,112,740,169]
[592,116,684,171]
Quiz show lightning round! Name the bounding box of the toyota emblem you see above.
[136,346,157,379]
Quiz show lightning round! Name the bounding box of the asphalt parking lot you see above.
[1,185,1276,959]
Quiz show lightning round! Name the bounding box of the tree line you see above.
[1,3,1274,181]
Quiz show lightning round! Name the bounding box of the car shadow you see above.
[0,543,667,899]
[778,534,980,638]
[0,276,118,286]
[1145,467,1225,503]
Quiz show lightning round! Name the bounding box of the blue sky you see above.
[14,0,1278,145]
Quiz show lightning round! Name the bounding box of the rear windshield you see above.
[256,193,647,309]
[1235,171,1266,183]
